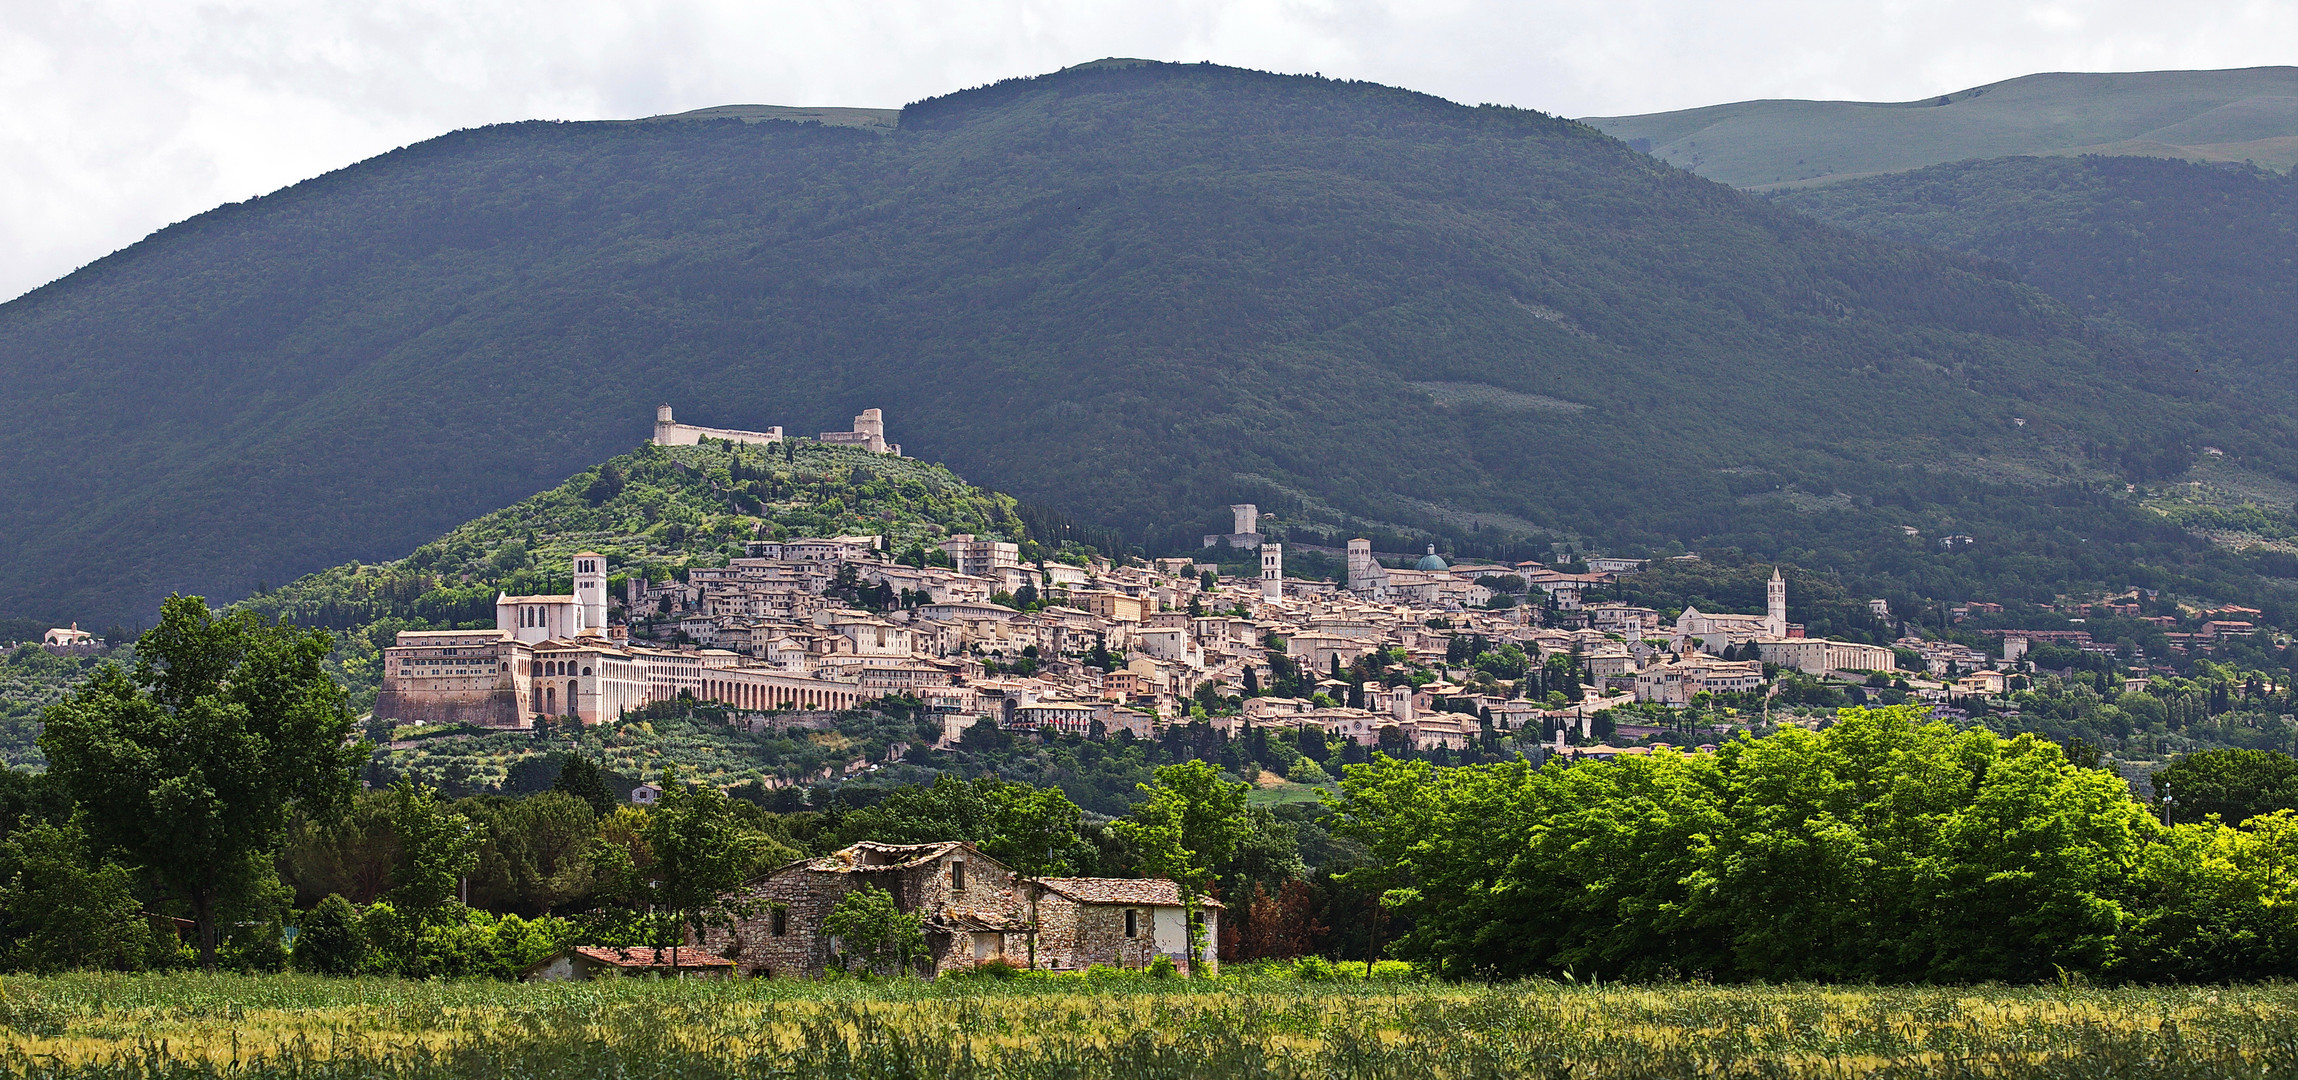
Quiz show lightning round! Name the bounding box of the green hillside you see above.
[238,437,1043,707]
[1584,67,2298,189]
[4,59,2293,627]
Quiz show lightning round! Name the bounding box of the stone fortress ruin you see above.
[652,405,900,456]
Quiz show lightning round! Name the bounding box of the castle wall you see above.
[654,421,784,447]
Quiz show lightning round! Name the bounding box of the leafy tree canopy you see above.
[37,597,364,968]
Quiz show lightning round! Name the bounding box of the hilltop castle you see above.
[652,405,899,456]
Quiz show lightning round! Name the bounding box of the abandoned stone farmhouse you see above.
[700,840,1219,977]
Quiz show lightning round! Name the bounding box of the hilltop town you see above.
[362,408,2085,766]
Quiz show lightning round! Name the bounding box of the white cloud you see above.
[2,0,2293,301]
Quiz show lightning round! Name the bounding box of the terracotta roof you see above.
[1028,877,1224,909]
[571,946,735,969]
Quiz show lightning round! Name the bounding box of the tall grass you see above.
[0,972,2291,1078]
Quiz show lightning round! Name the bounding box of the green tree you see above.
[0,821,161,973]
[2153,748,2298,825]
[464,791,600,915]
[279,789,399,907]
[1113,760,1249,971]
[822,883,926,975]
[367,781,479,973]
[835,774,1094,876]
[292,893,366,975]
[1224,805,1307,896]
[383,780,480,925]
[641,777,768,963]
[38,596,364,968]
[552,754,618,816]
[1330,705,2161,983]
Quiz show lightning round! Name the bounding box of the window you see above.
[951,861,966,890]
[770,906,787,936]
[1124,910,1138,938]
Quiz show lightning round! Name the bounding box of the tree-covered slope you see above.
[2,59,2286,625]
[1771,156,2298,400]
[1583,67,2298,189]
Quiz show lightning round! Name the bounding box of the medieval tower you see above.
[575,552,608,636]
[1765,567,1788,637]
[1261,544,1283,602]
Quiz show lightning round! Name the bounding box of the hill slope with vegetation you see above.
[1771,155,2298,399]
[1584,67,2298,188]
[237,437,1044,708]
[5,59,2294,626]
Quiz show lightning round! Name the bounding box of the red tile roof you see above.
[573,946,735,970]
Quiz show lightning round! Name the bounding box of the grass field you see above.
[0,970,2290,1078]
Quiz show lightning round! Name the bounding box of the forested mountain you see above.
[4,59,2292,626]
[1772,155,2298,402]
[1583,67,2298,188]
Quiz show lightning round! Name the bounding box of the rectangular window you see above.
[1125,909,1138,938]
[951,861,966,890]
[770,906,787,936]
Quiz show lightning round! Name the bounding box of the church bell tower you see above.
[1766,568,1787,637]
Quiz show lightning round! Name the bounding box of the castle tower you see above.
[574,552,608,637]
[1765,568,1787,637]
[1347,538,1373,591]
[1231,503,1259,536]
[1260,544,1282,603]
[855,409,886,452]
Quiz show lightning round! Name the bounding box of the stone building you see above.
[941,535,1022,579]
[705,841,1034,978]
[1025,877,1220,973]
[819,408,900,455]
[1673,568,1792,651]
[376,552,866,728]
[1633,648,1766,705]
[702,841,1219,978]
[1201,503,1265,550]
[1756,637,1897,676]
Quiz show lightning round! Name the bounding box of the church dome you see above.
[1415,545,1448,571]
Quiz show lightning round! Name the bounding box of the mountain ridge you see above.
[1583,67,2298,188]
[1,59,2282,626]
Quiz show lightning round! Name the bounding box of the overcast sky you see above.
[3,0,2293,302]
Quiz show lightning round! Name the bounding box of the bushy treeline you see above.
[1332,705,2298,982]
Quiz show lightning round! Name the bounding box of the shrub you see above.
[1147,955,1177,979]
[292,894,365,975]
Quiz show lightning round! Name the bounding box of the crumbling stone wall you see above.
[703,845,1028,978]
[1029,893,1162,971]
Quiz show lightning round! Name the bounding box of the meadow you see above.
[0,969,2291,1079]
